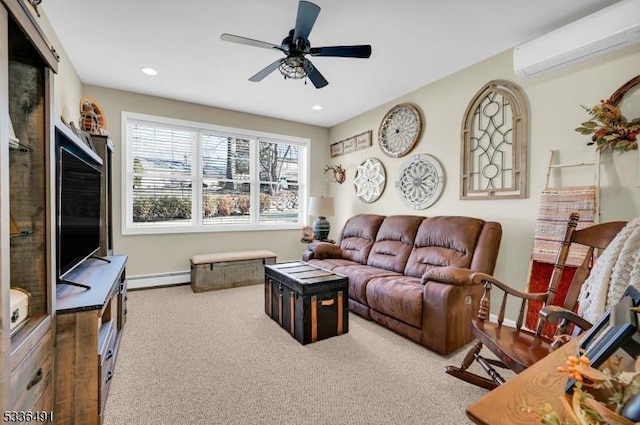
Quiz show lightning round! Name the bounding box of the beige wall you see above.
[36,11,82,125]
[39,8,640,298]
[37,12,334,279]
[81,86,330,276]
[328,45,640,311]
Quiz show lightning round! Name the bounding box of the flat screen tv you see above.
[56,129,102,282]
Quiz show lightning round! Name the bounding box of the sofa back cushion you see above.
[404,216,487,278]
[367,215,424,273]
[336,214,386,264]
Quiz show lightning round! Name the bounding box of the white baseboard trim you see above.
[127,271,190,289]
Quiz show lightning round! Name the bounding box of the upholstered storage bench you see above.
[190,250,277,293]
[265,261,348,345]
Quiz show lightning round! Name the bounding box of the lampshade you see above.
[308,196,334,217]
[309,196,334,241]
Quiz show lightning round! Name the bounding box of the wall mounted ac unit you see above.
[513,0,640,79]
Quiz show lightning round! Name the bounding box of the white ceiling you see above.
[41,0,619,128]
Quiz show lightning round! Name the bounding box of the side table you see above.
[466,340,577,424]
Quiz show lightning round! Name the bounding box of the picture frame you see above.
[355,130,372,149]
[330,141,344,157]
[343,136,356,154]
[565,285,640,394]
[330,129,373,157]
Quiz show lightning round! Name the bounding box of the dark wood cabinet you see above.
[0,0,58,415]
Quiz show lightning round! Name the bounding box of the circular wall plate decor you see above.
[378,103,423,158]
[395,154,445,209]
[353,158,386,203]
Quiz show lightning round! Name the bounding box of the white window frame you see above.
[121,111,310,235]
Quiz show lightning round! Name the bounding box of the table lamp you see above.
[308,196,334,241]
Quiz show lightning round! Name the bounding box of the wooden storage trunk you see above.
[265,261,348,344]
[191,250,277,293]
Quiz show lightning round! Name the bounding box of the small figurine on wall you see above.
[324,164,346,184]
[79,97,108,136]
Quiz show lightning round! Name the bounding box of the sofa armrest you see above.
[421,266,475,286]
[306,241,342,260]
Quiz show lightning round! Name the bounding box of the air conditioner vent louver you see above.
[514,0,640,79]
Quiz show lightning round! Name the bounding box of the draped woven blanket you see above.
[577,216,640,324]
[525,186,597,332]
[532,186,597,266]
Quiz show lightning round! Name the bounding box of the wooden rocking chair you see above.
[445,213,627,390]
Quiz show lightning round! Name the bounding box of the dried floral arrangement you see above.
[523,353,640,424]
[575,99,640,152]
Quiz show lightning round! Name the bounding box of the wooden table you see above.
[466,340,577,424]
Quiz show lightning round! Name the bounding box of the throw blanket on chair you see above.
[525,186,597,332]
[578,216,640,323]
[532,186,597,266]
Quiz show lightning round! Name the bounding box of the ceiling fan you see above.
[220,0,372,89]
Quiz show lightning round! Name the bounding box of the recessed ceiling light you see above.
[312,105,322,111]
[141,67,158,76]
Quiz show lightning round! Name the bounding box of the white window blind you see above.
[123,112,308,234]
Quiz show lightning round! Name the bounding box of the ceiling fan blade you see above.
[220,33,284,52]
[292,1,321,42]
[306,61,328,89]
[309,45,372,58]
[249,58,285,82]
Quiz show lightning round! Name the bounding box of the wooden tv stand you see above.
[54,255,128,425]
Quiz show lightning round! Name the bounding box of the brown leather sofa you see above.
[302,214,502,354]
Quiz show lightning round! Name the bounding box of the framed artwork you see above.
[343,137,356,154]
[330,130,373,157]
[355,131,372,149]
[330,142,344,157]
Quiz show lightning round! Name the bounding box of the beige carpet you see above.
[103,284,495,425]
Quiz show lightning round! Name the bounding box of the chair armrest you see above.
[470,272,549,303]
[307,241,342,259]
[539,305,593,331]
[421,266,474,286]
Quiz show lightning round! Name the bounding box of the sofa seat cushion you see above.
[333,264,401,305]
[306,258,360,271]
[335,214,386,263]
[366,215,424,273]
[404,216,485,278]
[366,276,423,328]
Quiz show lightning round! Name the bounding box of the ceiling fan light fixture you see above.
[278,56,312,80]
[220,0,370,89]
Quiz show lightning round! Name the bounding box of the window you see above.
[123,112,309,234]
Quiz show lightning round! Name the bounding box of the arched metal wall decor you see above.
[460,80,528,200]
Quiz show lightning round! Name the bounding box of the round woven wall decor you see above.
[354,158,386,203]
[395,154,445,209]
